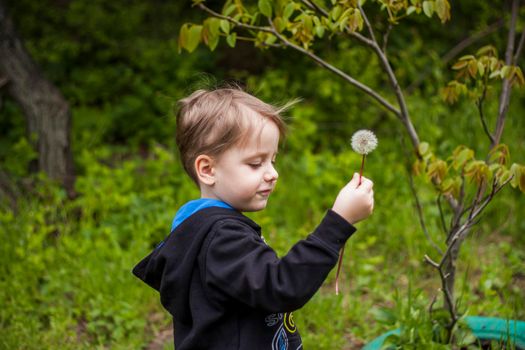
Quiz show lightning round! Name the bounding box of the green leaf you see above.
[273,17,286,33]
[207,18,220,36]
[489,70,501,79]
[476,45,497,57]
[477,61,485,77]
[371,307,397,325]
[501,65,511,79]
[422,1,434,17]
[203,19,220,51]
[434,0,450,22]
[488,144,510,165]
[458,54,476,61]
[265,33,277,45]
[514,66,525,86]
[407,6,417,15]
[467,59,478,77]
[331,5,342,21]
[509,163,525,192]
[452,146,474,170]
[465,160,490,185]
[186,24,203,53]
[440,176,461,198]
[220,19,230,34]
[258,0,273,18]
[303,14,313,32]
[178,24,189,53]
[451,60,469,70]
[418,142,430,156]
[222,3,237,16]
[283,2,295,20]
[427,159,448,182]
[456,327,477,347]
[226,32,237,47]
[315,25,325,38]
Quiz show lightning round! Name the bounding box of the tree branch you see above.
[476,80,495,144]
[299,0,376,48]
[357,4,420,149]
[407,20,504,94]
[198,2,401,116]
[437,194,448,234]
[493,0,520,148]
[441,20,504,64]
[514,25,525,64]
[358,1,377,44]
[300,0,325,16]
[197,3,274,33]
[382,24,393,54]
[404,137,443,255]
[424,252,458,327]
[267,22,402,116]
[300,0,422,150]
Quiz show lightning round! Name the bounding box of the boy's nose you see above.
[264,165,278,182]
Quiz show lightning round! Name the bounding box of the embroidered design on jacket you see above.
[272,324,288,350]
[283,312,297,333]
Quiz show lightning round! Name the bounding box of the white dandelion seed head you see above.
[351,129,378,155]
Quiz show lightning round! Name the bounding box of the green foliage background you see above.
[0,0,524,349]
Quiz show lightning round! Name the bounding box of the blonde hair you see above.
[176,86,294,185]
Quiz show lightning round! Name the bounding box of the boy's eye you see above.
[248,163,262,168]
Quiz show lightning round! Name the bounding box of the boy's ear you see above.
[195,155,216,186]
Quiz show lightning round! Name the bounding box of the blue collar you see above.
[171,198,234,231]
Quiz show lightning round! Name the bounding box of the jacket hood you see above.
[132,206,260,324]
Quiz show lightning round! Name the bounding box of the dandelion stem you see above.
[335,245,345,295]
[359,154,366,186]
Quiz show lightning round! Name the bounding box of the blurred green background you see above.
[0,0,523,349]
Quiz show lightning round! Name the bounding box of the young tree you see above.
[180,0,525,344]
[0,1,74,195]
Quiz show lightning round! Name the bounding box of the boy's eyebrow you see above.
[243,151,279,159]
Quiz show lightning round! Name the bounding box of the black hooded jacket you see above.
[133,207,356,349]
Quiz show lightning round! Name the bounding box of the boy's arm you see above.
[201,210,356,312]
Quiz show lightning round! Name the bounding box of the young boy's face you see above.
[206,118,280,212]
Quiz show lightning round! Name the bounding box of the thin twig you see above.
[400,133,443,254]
[300,0,376,48]
[468,179,485,220]
[428,294,438,314]
[408,163,443,255]
[493,0,520,147]
[233,35,285,48]
[437,195,448,234]
[424,254,440,268]
[514,25,525,64]
[382,24,393,54]
[476,79,495,144]
[301,0,421,150]
[358,1,377,43]
[407,20,504,94]
[357,5,420,150]
[300,0,325,16]
[441,20,504,64]
[197,3,400,116]
[197,3,274,33]
[424,253,457,327]
[267,20,402,116]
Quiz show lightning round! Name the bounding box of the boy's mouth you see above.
[257,189,272,197]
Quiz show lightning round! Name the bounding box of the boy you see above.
[133,87,374,349]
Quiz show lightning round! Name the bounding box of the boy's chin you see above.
[238,200,269,212]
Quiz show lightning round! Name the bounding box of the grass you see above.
[1,142,523,349]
